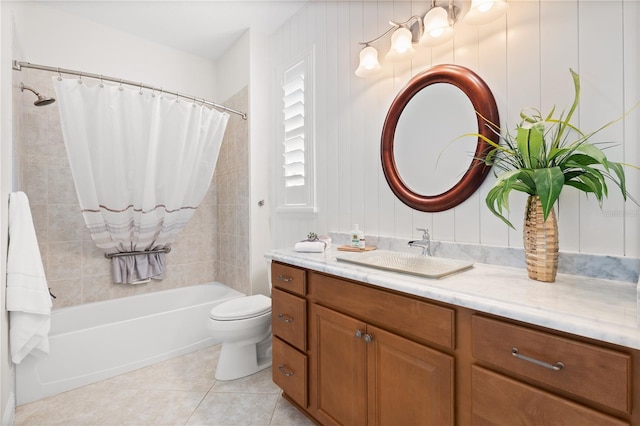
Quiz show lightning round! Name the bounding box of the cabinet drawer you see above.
[309,272,454,349]
[273,337,307,408]
[472,366,629,426]
[472,315,631,413]
[272,288,307,351]
[271,262,306,295]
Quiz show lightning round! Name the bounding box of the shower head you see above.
[20,83,55,106]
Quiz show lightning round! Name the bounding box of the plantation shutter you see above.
[277,49,315,213]
[282,63,306,189]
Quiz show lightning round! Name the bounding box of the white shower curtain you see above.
[53,77,229,284]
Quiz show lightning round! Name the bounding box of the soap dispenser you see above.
[351,224,365,249]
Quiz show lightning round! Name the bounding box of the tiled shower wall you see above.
[213,87,251,296]
[16,68,249,307]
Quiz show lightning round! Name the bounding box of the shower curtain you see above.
[53,77,229,284]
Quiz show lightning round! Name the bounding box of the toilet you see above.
[207,294,273,380]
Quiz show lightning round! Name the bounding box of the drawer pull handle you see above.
[512,348,564,371]
[364,334,373,344]
[277,313,294,323]
[278,365,295,377]
[355,330,364,338]
[277,274,293,282]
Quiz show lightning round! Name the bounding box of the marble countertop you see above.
[266,248,640,350]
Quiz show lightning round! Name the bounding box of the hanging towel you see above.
[6,192,52,364]
[111,252,166,284]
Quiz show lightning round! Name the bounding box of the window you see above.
[277,48,315,213]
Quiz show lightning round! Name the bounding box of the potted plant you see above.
[477,69,638,282]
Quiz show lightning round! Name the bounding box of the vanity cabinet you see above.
[471,315,633,426]
[271,263,308,409]
[311,303,454,426]
[308,270,454,426]
[269,260,639,425]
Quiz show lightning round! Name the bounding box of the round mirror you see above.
[394,83,477,195]
[381,64,500,212]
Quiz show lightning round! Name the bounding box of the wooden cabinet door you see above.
[311,304,367,426]
[367,325,454,426]
[472,366,629,426]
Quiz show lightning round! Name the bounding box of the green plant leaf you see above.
[486,185,516,229]
[485,149,498,165]
[565,180,594,194]
[516,123,544,169]
[575,143,607,163]
[533,167,564,220]
[548,147,569,163]
[563,153,600,168]
[578,170,606,201]
[603,160,627,200]
[568,172,603,200]
[583,166,606,194]
[517,169,536,194]
[555,68,581,144]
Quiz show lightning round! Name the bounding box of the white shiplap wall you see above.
[269,0,640,258]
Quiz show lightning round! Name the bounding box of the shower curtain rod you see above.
[12,60,247,120]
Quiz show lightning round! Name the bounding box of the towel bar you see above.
[104,247,171,259]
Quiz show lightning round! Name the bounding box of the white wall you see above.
[269,0,640,259]
[12,2,218,100]
[0,4,15,424]
[248,30,272,296]
[216,29,272,296]
[216,31,250,103]
[0,4,13,421]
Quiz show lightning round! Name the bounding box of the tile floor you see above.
[14,344,315,426]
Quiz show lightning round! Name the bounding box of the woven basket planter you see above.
[523,195,559,282]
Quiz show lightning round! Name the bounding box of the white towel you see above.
[6,192,52,364]
[294,241,326,252]
[294,236,332,253]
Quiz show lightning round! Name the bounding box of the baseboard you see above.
[2,391,15,426]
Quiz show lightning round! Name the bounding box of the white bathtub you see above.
[16,282,244,405]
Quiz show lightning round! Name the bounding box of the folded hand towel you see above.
[294,235,332,253]
[294,241,327,253]
[6,192,52,364]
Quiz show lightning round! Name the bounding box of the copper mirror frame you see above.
[381,64,500,212]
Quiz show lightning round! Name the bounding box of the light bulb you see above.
[386,27,416,62]
[419,7,454,47]
[355,45,382,78]
[465,0,508,25]
[478,1,493,12]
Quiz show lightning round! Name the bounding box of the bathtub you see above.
[16,282,244,405]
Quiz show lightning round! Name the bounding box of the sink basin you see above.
[336,250,474,279]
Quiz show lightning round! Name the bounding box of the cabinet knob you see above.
[354,330,364,338]
[277,274,293,282]
[278,364,295,377]
[511,347,564,371]
[364,334,373,343]
[277,313,294,323]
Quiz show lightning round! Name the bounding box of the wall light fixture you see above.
[355,0,508,77]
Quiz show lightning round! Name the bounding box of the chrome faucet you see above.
[408,228,431,256]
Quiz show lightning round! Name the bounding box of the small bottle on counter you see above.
[358,233,366,249]
[351,224,365,249]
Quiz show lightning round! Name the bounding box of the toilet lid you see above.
[209,294,271,321]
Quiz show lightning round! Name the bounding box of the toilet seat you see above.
[209,294,271,321]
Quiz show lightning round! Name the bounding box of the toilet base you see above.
[215,334,272,381]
